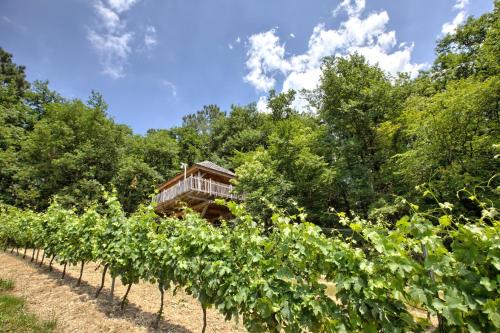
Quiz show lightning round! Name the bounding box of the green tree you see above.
[0,47,30,105]
[112,156,161,213]
[140,129,180,178]
[317,54,401,213]
[433,1,499,83]
[17,100,127,210]
[397,77,499,206]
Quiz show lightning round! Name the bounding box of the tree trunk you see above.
[39,251,45,266]
[35,249,40,263]
[61,263,67,279]
[77,261,85,286]
[16,247,19,255]
[10,246,14,253]
[153,284,165,329]
[121,283,132,310]
[23,247,27,259]
[95,264,108,298]
[201,304,207,333]
[110,276,116,300]
[49,255,55,271]
[31,248,36,262]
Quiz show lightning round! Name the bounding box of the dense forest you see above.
[0,2,498,225]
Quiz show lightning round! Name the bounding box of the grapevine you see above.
[0,186,498,332]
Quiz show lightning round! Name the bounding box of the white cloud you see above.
[161,79,177,97]
[454,0,469,10]
[2,16,12,23]
[94,2,121,31]
[442,0,469,35]
[256,96,271,113]
[244,2,426,112]
[88,30,132,79]
[106,0,139,13]
[88,0,144,78]
[228,43,234,50]
[236,36,241,43]
[144,25,158,49]
[244,29,287,91]
[290,33,295,38]
[333,0,365,17]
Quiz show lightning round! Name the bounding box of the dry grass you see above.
[0,250,245,333]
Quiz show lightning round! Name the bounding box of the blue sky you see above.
[0,0,493,134]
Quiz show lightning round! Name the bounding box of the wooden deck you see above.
[153,176,242,210]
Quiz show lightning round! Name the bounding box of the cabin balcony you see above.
[153,175,243,217]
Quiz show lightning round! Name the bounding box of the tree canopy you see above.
[0,2,498,222]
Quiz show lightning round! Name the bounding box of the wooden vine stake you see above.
[153,283,165,329]
[49,254,56,271]
[110,276,116,300]
[77,260,85,286]
[39,251,45,266]
[201,304,207,333]
[121,283,132,310]
[61,263,67,279]
[95,264,108,298]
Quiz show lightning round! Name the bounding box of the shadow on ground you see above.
[5,250,191,333]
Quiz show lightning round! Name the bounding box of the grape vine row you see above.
[0,189,498,332]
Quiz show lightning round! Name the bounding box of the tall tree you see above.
[17,100,127,210]
[0,48,30,105]
[317,54,400,213]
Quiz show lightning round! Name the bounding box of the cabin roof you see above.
[158,161,235,191]
[195,161,235,176]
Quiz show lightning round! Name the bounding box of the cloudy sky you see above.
[0,0,493,133]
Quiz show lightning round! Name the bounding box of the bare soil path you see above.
[0,250,245,333]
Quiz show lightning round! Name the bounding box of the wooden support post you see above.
[49,255,55,271]
[110,276,116,300]
[201,203,209,217]
[61,263,67,279]
[77,261,85,286]
[201,303,207,333]
[121,283,132,310]
[39,251,45,266]
[153,283,165,329]
[95,264,108,298]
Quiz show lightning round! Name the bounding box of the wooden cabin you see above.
[152,161,242,221]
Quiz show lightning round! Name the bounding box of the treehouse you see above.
[152,161,243,221]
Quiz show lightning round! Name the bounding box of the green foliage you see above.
[0,47,30,105]
[397,77,499,205]
[1,184,498,332]
[317,54,403,213]
[16,100,126,210]
[434,1,500,82]
[0,278,14,291]
[0,4,499,331]
[112,156,161,213]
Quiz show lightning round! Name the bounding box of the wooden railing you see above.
[153,176,242,205]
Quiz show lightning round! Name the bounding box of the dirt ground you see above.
[0,250,245,333]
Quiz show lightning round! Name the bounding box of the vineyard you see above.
[0,187,498,333]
